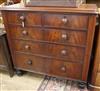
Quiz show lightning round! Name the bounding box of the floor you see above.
[0,70,89,91]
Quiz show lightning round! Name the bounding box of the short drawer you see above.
[7,12,42,26]
[14,53,49,73]
[13,40,85,62]
[44,14,88,30]
[44,29,87,46]
[9,27,43,41]
[14,53,82,80]
[9,27,87,46]
[48,59,82,79]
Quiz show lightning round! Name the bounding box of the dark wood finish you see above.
[87,0,100,90]
[9,26,87,46]
[90,14,100,87]
[44,14,88,30]
[13,40,85,62]
[15,53,82,80]
[0,4,97,83]
[0,32,14,77]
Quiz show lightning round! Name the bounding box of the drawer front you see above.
[49,59,82,79]
[14,53,49,73]
[44,14,88,30]
[9,27,87,46]
[7,12,42,26]
[15,53,82,80]
[44,29,87,46]
[14,40,84,62]
[9,27,43,41]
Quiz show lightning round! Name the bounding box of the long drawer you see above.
[9,26,87,46]
[13,40,85,62]
[14,53,82,80]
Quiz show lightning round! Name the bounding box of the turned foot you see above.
[78,82,86,89]
[16,70,23,76]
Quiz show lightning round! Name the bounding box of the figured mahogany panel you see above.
[15,53,82,80]
[44,29,87,46]
[44,14,89,30]
[13,40,84,62]
[14,53,49,73]
[9,26,87,46]
[49,59,82,79]
[7,12,42,26]
[9,27,43,41]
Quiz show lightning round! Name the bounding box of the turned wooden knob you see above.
[22,30,28,35]
[61,33,68,39]
[61,66,66,72]
[62,17,68,24]
[27,60,32,65]
[24,45,30,50]
[61,50,67,55]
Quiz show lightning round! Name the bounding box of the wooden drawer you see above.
[7,12,42,26]
[9,27,87,46]
[9,27,43,41]
[13,40,84,62]
[14,53,49,73]
[49,59,82,79]
[44,14,88,30]
[15,53,82,79]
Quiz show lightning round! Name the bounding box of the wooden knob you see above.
[25,45,30,50]
[61,50,67,55]
[61,66,66,72]
[27,60,32,65]
[20,16,25,21]
[61,33,68,39]
[22,30,28,35]
[62,17,68,23]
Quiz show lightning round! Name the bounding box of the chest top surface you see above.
[0,3,98,14]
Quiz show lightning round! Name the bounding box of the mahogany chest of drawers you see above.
[0,32,13,77]
[0,4,97,82]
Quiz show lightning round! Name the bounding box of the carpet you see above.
[0,70,89,91]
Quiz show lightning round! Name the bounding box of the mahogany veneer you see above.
[0,4,97,83]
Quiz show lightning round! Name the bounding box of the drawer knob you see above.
[61,34,68,39]
[61,50,67,55]
[22,30,28,35]
[25,45,30,50]
[20,16,25,21]
[62,17,68,24]
[61,66,66,72]
[27,60,32,65]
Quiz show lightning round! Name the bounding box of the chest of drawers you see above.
[0,32,14,77]
[0,4,97,83]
